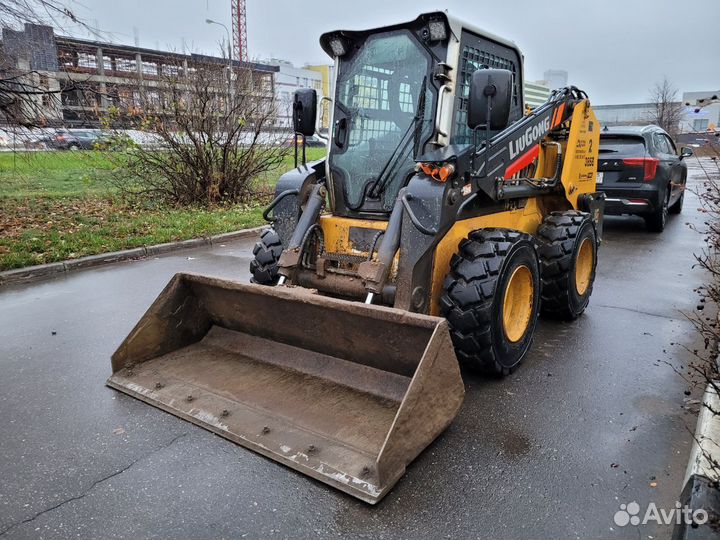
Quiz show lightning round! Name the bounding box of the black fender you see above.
[270,159,325,248]
[577,191,605,244]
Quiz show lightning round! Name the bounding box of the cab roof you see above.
[319,10,523,61]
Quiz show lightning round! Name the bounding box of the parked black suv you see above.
[597,125,693,232]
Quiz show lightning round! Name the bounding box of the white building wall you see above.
[681,91,720,133]
[592,103,657,126]
[267,59,324,128]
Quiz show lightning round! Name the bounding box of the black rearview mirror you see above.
[293,89,317,136]
[467,68,513,131]
[680,146,693,159]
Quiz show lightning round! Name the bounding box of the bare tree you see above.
[649,77,684,136]
[103,58,290,206]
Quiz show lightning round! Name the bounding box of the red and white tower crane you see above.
[231,0,248,62]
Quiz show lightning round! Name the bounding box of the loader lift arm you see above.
[358,85,602,307]
[416,86,591,205]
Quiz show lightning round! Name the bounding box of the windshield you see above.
[599,136,646,157]
[330,30,434,211]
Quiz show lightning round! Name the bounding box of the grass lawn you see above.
[0,148,325,271]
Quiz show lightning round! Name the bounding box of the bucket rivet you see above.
[221,409,230,417]
[155,382,164,389]
[261,426,270,434]
[186,395,194,402]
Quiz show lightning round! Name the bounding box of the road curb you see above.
[0,226,265,287]
[675,368,720,538]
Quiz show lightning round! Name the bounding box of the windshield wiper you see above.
[368,76,428,200]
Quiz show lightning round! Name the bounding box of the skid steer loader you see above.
[108,11,603,504]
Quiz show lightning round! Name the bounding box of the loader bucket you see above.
[107,273,464,504]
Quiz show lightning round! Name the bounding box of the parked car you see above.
[40,129,81,150]
[70,130,103,150]
[597,125,693,232]
[285,134,326,148]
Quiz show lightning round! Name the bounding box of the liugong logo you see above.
[613,501,708,527]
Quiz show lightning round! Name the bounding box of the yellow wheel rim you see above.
[502,265,534,343]
[574,238,594,296]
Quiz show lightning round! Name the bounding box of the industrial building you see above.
[592,103,657,127]
[593,91,720,134]
[543,69,568,91]
[305,64,334,131]
[524,80,551,109]
[682,90,720,132]
[0,22,279,127]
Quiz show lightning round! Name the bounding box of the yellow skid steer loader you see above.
[108,11,603,504]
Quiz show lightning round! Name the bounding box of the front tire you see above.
[249,228,282,285]
[440,229,541,377]
[537,211,598,320]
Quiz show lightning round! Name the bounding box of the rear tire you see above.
[249,228,282,285]
[537,211,597,320]
[440,229,541,377]
[645,188,669,232]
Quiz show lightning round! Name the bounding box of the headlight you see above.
[329,35,348,57]
[427,18,448,42]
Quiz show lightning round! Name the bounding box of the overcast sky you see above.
[62,0,719,105]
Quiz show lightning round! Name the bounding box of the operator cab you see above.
[317,11,524,219]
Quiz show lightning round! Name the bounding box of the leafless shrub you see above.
[682,140,720,478]
[102,58,289,206]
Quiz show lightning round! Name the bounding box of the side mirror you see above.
[467,68,513,131]
[293,89,317,136]
[680,146,693,159]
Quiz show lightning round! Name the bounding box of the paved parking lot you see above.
[0,163,711,539]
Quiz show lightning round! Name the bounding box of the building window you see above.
[161,64,182,76]
[693,118,709,131]
[141,62,158,76]
[77,52,97,69]
[115,57,137,72]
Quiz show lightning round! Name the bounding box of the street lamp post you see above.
[205,18,234,111]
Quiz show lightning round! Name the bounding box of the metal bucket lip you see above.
[174,272,443,328]
[106,374,398,504]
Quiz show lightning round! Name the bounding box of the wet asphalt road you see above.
[0,162,711,540]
